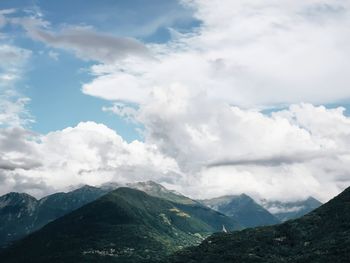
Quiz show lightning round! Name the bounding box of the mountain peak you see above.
[0,192,37,208]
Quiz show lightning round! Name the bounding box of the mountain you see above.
[102,180,198,205]
[259,196,322,222]
[201,194,280,228]
[0,185,108,247]
[0,188,240,263]
[0,181,234,248]
[166,186,350,263]
[0,193,38,247]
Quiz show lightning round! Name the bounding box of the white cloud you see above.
[131,87,350,202]
[81,0,350,107]
[0,97,33,128]
[0,44,33,128]
[48,50,59,61]
[0,122,181,197]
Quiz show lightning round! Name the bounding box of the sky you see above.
[1,0,350,202]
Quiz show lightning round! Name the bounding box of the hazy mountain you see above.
[259,196,322,222]
[0,188,240,263]
[201,194,280,228]
[166,186,350,263]
[0,185,108,247]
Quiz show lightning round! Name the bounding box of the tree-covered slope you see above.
[0,185,108,247]
[1,188,239,263]
[166,186,350,263]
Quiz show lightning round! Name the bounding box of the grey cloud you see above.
[0,170,53,198]
[0,158,41,171]
[0,127,37,153]
[0,9,16,28]
[9,173,54,197]
[207,151,340,168]
[15,18,150,63]
[0,127,41,172]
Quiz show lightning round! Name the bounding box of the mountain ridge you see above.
[0,187,240,262]
[166,186,350,263]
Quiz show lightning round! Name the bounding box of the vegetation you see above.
[0,188,239,263]
[0,185,107,247]
[166,186,350,263]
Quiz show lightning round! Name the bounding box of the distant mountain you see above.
[201,194,280,228]
[259,196,322,222]
[0,188,240,263]
[0,185,108,247]
[101,180,198,205]
[166,186,350,263]
[127,181,198,205]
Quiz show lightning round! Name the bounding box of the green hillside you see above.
[1,187,239,263]
[0,185,108,247]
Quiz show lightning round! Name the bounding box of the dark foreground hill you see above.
[1,188,239,263]
[166,186,350,263]
[201,194,280,228]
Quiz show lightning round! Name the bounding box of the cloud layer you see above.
[2,100,350,202]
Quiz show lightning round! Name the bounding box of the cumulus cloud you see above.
[2,94,350,202]
[0,122,181,197]
[135,89,350,202]
[82,0,350,106]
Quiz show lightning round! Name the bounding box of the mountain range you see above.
[166,186,350,263]
[0,181,322,250]
[0,185,107,247]
[0,187,239,262]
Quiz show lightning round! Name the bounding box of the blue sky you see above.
[0,0,199,141]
